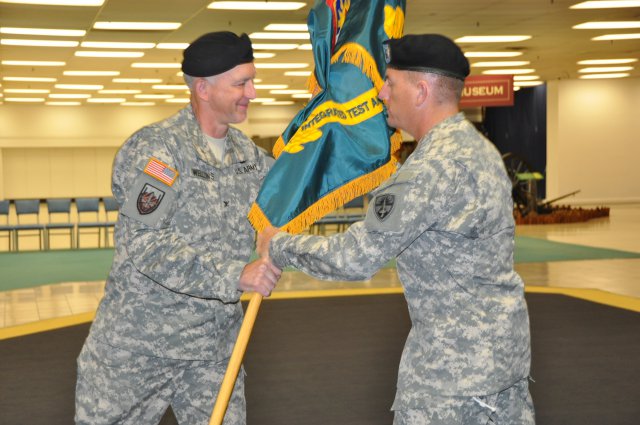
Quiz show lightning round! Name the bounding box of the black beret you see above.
[383,34,470,81]
[182,31,254,77]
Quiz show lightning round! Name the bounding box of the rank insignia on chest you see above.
[144,157,179,186]
[137,183,165,215]
[374,194,395,221]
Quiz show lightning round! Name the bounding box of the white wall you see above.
[547,77,640,204]
[1,78,639,203]
[0,103,299,199]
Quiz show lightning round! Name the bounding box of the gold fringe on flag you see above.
[249,158,398,235]
[331,43,385,91]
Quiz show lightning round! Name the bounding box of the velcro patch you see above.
[144,157,178,186]
[137,183,165,215]
[121,172,176,228]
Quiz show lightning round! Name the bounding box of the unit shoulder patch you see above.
[137,183,165,215]
[374,193,395,221]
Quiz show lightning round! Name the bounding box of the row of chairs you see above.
[309,196,368,235]
[0,197,118,251]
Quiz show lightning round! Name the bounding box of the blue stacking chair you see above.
[45,198,75,249]
[75,197,102,248]
[101,196,119,247]
[0,200,16,251]
[14,199,45,251]
[312,196,367,235]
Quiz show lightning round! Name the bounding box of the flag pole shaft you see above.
[209,292,263,425]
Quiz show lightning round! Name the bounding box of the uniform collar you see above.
[417,112,466,149]
[182,105,248,168]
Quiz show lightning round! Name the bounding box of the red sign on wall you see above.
[460,75,514,108]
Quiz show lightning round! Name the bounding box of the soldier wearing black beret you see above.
[258,33,534,425]
[75,31,281,425]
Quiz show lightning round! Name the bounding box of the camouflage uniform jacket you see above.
[88,105,268,360]
[270,113,531,406]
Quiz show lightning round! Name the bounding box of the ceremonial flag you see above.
[249,0,406,234]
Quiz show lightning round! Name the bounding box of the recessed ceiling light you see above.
[456,35,532,43]
[464,52,523,58]
[265,24,309,31]
[152,84,189,90]
[578,66,634,72]
[75,51,145,58]
[2,60,66,66]
[94,22,181,31]
[156,43,189,50]
[165,98,190,103]
[573,21,640,29]
[113,78,163,83]
[64,70,120,76]
[87,98,127,103]
[592,33,640,40]
[0,0,104,5]
[255,63,309,69]
[4,76,57,82]
[135,94,175,99]
[270,89,309,94]
[0,27,86,37]
[255,84,289,89]
[471,61,530,67]
[571,1,640,8]
[46,101,82,106]
[297,44,312,50]
[577,58,638,64]
[1,38,78,47]
[98,89,141,94]
[251,98,276,102]
[250,32,310,40]
[55,84,104,90]
[514,81,544,87]
[81,41,156,49]
[254,52,276,59]
[262,101,295,105]
[292,93,313,98]
[285,71,312,76]
[252,43,298,50]
[5,97,45,102]
[579,72,630,78]
[122,102,156,106]
[513,75,541,81]
[131,63,181,69]
[482,69,536,75]
[208,1,306,11]
[4,88,50,93]
[49,93,91,99]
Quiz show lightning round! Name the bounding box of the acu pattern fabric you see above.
[270,113,532,412]
[88,104,268,360]
[77,105,268,423]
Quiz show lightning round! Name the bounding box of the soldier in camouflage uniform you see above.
[75,32,281,425]
[258,34,535,424]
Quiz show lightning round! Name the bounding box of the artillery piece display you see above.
[501,152,580,218]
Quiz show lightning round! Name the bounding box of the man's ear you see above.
[415,80,428,106]
[194,78,209,101]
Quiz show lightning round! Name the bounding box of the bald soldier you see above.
[75,32,281,425]
[259,34,535,424]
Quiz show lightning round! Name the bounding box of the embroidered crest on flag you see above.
[137,183,165,215]
[144,157,178,186]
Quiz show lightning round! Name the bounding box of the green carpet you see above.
[1,237,639,292]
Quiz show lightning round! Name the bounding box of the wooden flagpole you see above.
[209,292,263,425]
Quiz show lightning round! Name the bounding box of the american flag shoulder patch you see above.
[143,157,179,187]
